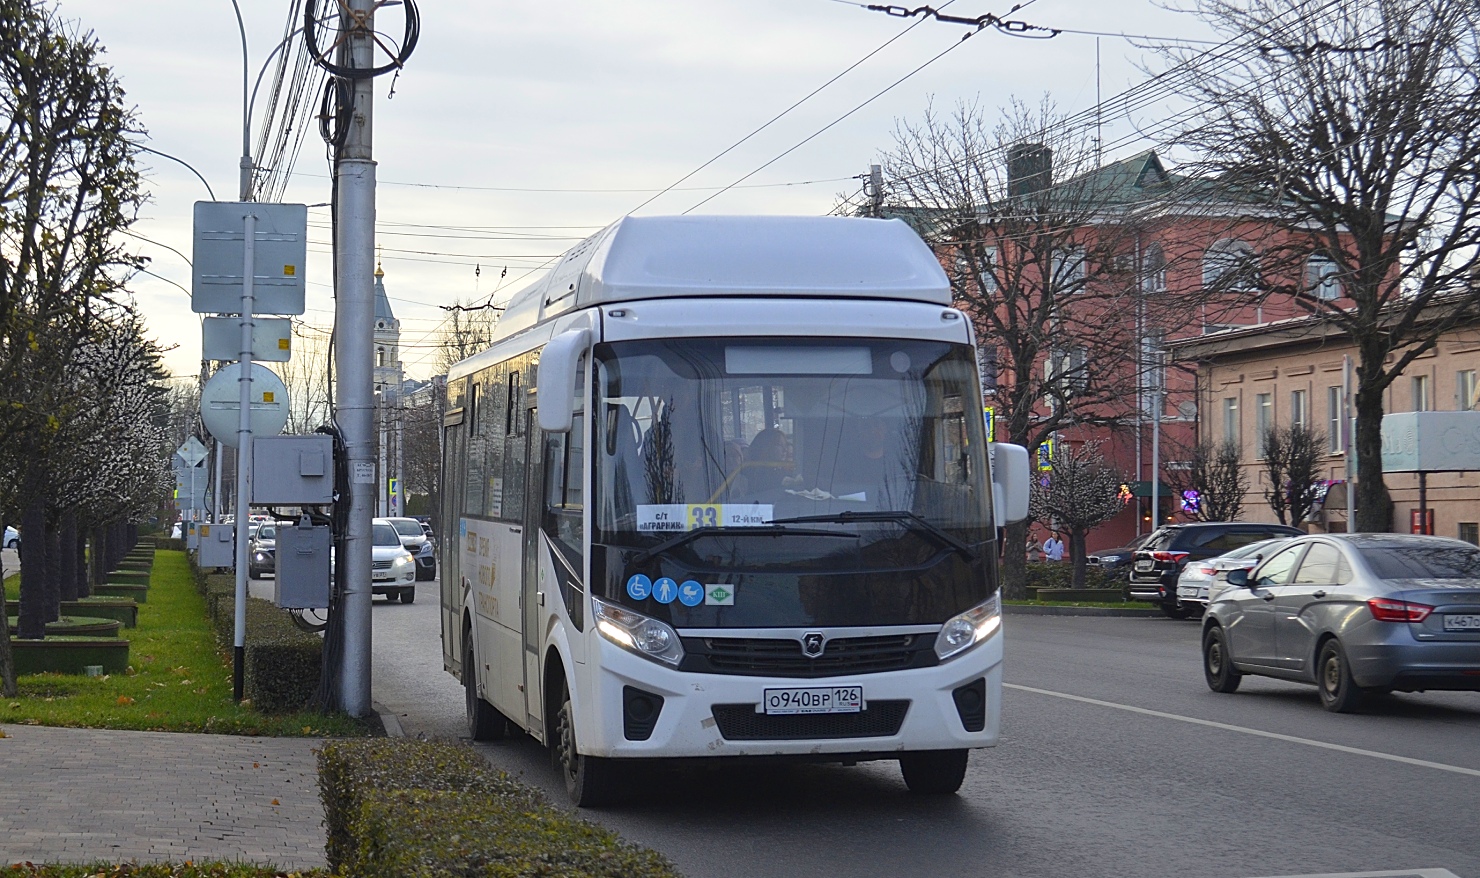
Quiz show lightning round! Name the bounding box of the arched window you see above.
[1305,254,1342,301]
[376,346,385,368]
[1203,239,1257,292]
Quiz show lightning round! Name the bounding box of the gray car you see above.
[1203,533,1480,712]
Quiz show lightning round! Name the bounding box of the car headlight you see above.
[253,552,267,562]
[392,554,414,571]
[418,542,434,557]
[934,594,1002,662]
[592,595,684,666]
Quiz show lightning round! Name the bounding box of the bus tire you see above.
[555,686,622,807]
[464,640,505,741]
[899,749,969,795]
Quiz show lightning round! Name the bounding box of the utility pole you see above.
[868,164,884,218]
[334,0,378,717]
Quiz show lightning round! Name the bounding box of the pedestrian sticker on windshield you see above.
[626,574,653,601]
[705,584,735,606]
[678,580,704,607]
[653,577,679,604]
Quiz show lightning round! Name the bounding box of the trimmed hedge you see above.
[2,865,327,877]
[320,739,680,878]
[197,568,321,713]
[1024,561,1124,592]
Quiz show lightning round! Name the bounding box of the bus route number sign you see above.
[761,686,864,716]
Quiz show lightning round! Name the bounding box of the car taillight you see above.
[1151,551,1189,564]
[1367,598,1433,623]
[1195,565,1217,576]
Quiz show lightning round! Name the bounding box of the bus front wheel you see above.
[554,687,622,807]
[464,640,506,741]
[899,749,969,795]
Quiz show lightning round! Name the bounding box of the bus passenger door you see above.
[521,405,546,737]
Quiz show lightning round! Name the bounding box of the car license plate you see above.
[761,686,863,715]
[1442,614,1480,631]
[1136,560,1153,571]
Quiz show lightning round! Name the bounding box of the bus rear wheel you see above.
[554,687,622,807]
[899,749,969,795]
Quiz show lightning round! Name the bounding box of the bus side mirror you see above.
[989,442,1029,525]
[537,328,591,433]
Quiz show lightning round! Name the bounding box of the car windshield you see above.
[372,523,401,547]
[1360,545,1480,580]
[258,525,275,540]
[389,519,423,537]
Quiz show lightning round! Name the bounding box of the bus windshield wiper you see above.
[630,524,856,565]
[767,510,978,563]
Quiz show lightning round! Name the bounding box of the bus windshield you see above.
[592,337,993,628]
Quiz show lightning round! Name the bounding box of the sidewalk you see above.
[0,724,326,869]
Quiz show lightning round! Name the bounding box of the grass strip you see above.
[1006,599,1158,609]
[2,864,328,877]
[4,550,372,737]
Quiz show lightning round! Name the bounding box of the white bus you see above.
[440,215,1028,805]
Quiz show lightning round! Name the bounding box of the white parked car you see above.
[3,525,18,549]
[1176,537,1294,609]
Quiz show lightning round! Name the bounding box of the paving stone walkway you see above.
[0,724,326,869]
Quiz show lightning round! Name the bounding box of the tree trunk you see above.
[1001,520,1028,600]
[89,526,107,588]
[1069,529,1088,589]
[17,492,48,639]
[1354,363,1393,533]
[58,512,78,602]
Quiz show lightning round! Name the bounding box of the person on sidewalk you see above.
[1042,533,1065,562]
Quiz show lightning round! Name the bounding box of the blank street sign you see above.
[202,316,293,362]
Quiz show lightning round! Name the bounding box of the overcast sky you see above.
[55,0,1217,383]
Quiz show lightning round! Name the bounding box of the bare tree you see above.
[878,97,1158,597]
[1261,424,1324,527]
[1028,441,1127,588]
[1171,439,1248,522]
[1169,0,1480,531]
[273,321,333,434]
[435,299,499,376]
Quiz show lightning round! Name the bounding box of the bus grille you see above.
[681,634,934,678]
[711,700,909,741]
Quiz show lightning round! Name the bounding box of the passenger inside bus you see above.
[738,427,794,496]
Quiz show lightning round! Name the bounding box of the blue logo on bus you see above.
[678,580,704,607]
[653,577,679,604]
[626,574,652,601]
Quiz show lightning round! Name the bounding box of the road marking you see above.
[1249,871,1460,878]
[1004,683,1480,779]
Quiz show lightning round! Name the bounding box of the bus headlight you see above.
[592,595,684,666]
[934,594,1001,662]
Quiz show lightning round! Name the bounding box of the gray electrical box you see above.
[185,520,200,551]
[253,435,335,506]
[196,523,235,569]
[275,519,331,609]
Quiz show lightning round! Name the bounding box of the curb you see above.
[1005,604,1160,617]
[372,701,405,738]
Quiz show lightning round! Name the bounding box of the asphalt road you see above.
[369,580,1480,878]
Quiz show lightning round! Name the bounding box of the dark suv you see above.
[1128,522,1304,619]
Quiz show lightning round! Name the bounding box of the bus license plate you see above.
[761,686,863,715]
[1442,614,1480,631]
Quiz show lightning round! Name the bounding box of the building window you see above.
[1327,386,1343,453]
[1458,370,1478,411]
[1223,397,1239,448]
[1413,374,1431,412]
[1203,239,1258,292]
[1255,393,1273,458]
[1290,389,1307,430]
[1144,243,1166,293]
[1460,522,1479,546]
[953,246,998,294]
[1305,255,1342,300]
[1053,246,1086,289]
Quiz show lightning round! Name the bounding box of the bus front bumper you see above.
[578,629,1003,759]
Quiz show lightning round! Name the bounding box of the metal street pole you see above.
[335,0,378,717]
[1344,355,1356,532]
[233,213,256,701]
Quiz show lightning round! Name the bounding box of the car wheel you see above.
[554,684,622,807]
[1159,601,1194,620]
[899,749,969,795]
[400,587,415,604]
[1317,639,1366,713]
[1202,626,1242,693]
[5,539,16,549]
[464,639,506,741]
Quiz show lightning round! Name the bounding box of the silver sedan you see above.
[1175,537,1294,609]
[1202,533,1480,712]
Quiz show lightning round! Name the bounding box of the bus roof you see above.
[489,215,952,342]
